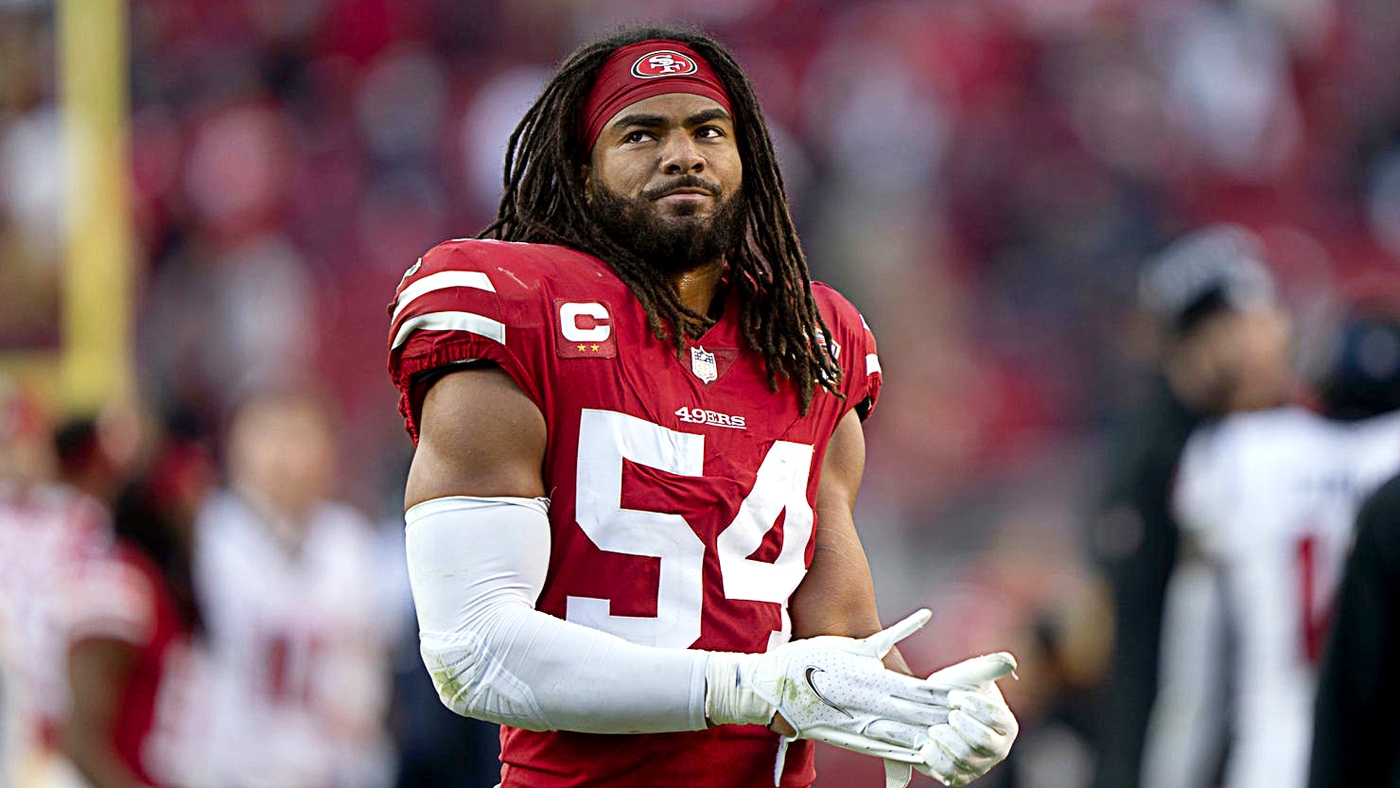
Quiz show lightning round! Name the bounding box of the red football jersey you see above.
[67,543,200,788]
[388,240,883,788]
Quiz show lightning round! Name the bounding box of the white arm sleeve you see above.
[404,495,710,733]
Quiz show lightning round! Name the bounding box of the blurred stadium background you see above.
[2,0,1399,786]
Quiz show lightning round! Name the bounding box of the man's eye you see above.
[624,130,654,143]
[696,126,724,139]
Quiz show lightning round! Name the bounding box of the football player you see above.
[0,385,108,788]
[197,388,398,787]
[1090,223,1290,788]
[389,27,1018,788]
[62,436,217,788]
[1142,304,1400,788]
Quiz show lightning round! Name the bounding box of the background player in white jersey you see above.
[1089,224,1293,788]
[0,383,111,788]
[1141,305,1400,788]
[196,388,400,788]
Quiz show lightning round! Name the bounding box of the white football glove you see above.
[707,610,960,775]
[881,653,1019,788]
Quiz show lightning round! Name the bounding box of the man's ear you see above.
[581,164,592,204]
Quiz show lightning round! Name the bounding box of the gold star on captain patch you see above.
[591,344,600,352]
[577,344,587,352]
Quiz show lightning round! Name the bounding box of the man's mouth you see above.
[655,191,713,207]
[647,180,721,201]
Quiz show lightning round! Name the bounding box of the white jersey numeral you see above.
[716,441,814,650]
[570,409,706,648]
[567,409,813,650]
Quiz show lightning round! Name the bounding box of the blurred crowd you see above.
[2,0,1400,786]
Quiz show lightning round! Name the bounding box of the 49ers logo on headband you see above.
[632,50,699,78]
[581,40,731,149]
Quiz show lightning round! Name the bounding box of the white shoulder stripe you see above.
[866,353,881,375]
[392,270,495,325]
[392,311,506,350]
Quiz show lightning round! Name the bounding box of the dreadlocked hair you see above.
[480,25,843,414]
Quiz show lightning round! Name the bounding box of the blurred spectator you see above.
[0,10,63,353]
[1087,224,1292,788]
[1143,303,1400,788]
[1308,470,1400,787]
[196,387,400,787]
[62,435,217,788]
[0,375,54,485]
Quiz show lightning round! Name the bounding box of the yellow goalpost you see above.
[56,0,134,415]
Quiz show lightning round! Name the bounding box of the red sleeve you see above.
[812,283,883,421]
[67,550,156,647]
[386,239,549,442]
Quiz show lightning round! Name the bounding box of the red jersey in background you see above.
[67,543,210,787]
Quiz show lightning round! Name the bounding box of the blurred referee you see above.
[1089,225,1291,788]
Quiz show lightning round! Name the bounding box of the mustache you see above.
[643,176,722,201]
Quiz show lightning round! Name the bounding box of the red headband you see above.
[580,40,733,152]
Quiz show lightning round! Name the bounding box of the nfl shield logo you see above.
[690,346,718,384]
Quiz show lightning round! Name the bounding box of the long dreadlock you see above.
[480,26,843,414]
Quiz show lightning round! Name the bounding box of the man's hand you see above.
[883,653,1019,788]
[707,609,1019,786]
[707,611,983,771]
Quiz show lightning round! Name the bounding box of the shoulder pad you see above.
[387,240,608,442]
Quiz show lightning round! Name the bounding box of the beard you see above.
[588,176,747,274]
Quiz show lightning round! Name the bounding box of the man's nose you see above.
[660,133,704,175]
